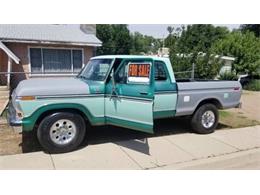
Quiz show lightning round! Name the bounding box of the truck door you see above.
[105,58,154,133]
[153,60,178,119]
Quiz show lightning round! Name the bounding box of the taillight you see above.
[234,87,240,91]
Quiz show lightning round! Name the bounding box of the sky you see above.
[128,24,240,38]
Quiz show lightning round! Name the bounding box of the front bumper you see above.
[7,102,22,126]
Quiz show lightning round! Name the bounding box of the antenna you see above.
[162,34,165,48]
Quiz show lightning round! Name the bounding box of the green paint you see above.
[18,57,179,134]
[104,58,155,133]
[22,102,105,131]
[154,93,177,113]
[106,117,153,134]
[153,110,176,119]
[20,96,105,118]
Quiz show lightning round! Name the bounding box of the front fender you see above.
[22,103,100,131]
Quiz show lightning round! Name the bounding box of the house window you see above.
[29,48,83,74]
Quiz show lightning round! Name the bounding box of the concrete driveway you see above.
[1,125,260,170]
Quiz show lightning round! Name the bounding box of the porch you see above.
[0,41,20,115]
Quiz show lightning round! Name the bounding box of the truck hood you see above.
[15,77,90,97]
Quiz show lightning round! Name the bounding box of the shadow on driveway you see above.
[21,117,230,155]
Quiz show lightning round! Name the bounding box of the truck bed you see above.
[175,80,242,116]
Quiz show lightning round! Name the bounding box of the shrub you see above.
[219,72,238,81]
[244,80,260,91]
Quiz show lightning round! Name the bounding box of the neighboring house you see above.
[0,24,102,89]
[218,56,235,75]
[157,47,169,58]
[175,52,235,75]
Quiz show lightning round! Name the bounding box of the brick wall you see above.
[1,42,95,88]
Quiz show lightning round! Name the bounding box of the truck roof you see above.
[91,55,169,61]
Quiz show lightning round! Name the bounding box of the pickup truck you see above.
[8,55,242,153]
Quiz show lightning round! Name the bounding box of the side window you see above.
[115,60,151,84]
[106,58,123,83]
[154,61,168,81]
[115,61,128,83]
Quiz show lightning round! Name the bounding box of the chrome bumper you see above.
[7,102,22,126]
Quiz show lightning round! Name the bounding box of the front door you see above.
[105,58,154,133]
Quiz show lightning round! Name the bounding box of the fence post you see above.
[7,57,12,89]
[191,63,195,80]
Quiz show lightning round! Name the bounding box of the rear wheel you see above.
[191,103,219,134]
[37,112,86,153]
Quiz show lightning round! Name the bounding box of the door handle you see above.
[139,92,148,95]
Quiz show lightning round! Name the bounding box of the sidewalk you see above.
[0,125,260,170]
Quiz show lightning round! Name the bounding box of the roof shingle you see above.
[0,24,102,46]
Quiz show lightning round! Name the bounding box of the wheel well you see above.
[195,98,222,113]
[34,108,89,130]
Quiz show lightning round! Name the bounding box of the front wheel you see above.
[37,112,86,153]
[191,103,219,134]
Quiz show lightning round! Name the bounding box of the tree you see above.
[194,53,222,79]
[212,31,260,76]
[96,24,114,55]
[240,24,260,37]
[96,24,132,55]
[130,32,162,55]
[167,26,174,35]
[176,24,229,53]
[111,24,132,54]
[168,24,229,79]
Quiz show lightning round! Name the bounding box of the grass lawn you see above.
[219,110,260,129]
[243,80,260,91]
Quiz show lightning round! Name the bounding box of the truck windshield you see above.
[78,59,113,81]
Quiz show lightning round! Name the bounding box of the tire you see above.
[37,112,86,153]
[191,103,219,134]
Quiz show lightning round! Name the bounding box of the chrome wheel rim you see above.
[201,110,215,128]
[49,119,77,145]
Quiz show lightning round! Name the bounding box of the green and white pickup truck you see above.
[8,55,242,153]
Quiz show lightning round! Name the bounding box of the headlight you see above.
[14,97,25,119]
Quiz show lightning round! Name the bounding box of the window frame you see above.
[28,46,84,77]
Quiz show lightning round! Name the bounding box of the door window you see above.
[154,61,168,81]
[115,60,152,84]
[128,63,151,84]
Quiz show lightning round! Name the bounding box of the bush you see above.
[219,72,238,81]
[244,80,260,91]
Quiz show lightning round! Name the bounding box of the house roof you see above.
[0,41,20,64]
[0,24,102,46]
[220,56,235,61]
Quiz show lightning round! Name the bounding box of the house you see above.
[218,56,235,74]
[0,24,102,89]
[175,52,235,75]
[157,47,169,58]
